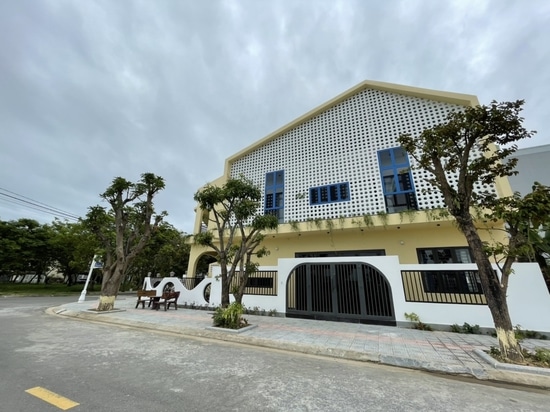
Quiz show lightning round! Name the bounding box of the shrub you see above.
[514,325,547,341]
[450,322,481,334]
[212,302,248,329]
[404,312,433,331]
[534,348,550,364]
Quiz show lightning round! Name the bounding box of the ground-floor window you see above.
[417,247,472,264]
[421,270,483,294]
[295,250,385,258]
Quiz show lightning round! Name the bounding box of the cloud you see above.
[0,0,548,232]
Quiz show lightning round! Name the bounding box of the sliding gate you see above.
[286,262,395,326]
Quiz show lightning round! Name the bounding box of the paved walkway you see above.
[50,297,550,389]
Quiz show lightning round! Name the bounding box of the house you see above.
[180,80,550,332]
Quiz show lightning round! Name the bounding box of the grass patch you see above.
[488,346,550,368]
[0,283,85,296]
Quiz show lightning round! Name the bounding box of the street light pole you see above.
[78,254,98,303]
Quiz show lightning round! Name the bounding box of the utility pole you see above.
[77,255,102,303]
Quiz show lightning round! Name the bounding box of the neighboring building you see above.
[507,144,550,195]
[183,80,550,331]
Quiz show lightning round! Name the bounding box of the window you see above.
[421,270,483,294]
[310,182,350,205]
[416,247,482,294]
[377,147,417,213]
[265,170,284,222]
[246,277,274,288]
[417,247,472,264]
[295,250,385,258]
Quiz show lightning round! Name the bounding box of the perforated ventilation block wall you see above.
[230,89,496,222]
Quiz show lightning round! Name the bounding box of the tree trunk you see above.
[220,270,230,308]
[232,260,247,305]
[458,216,524,362]
[220,261,231,308]
[96,269,122,311]
[97,295,116,311]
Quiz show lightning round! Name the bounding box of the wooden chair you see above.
[135,290,157,309]
[157,291,180,311]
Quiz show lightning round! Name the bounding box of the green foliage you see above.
[534,348,550,364]
[212,302,248,329]
[404,209,417,223]
[125,222,191,289]
[49,220,99,285]
[83,173,166,308]
[489,346,501,357]
[363,214,374,228]
[376,211,388,227]
[0,283,84,295]
[339,215,346,228]
[289,220,301,232]
[404,312,433,331]
[313,217,323,229]
[514,325,547,341]
[488,346,550,367]
[398,208,417,224]
[398,100,535,362]
[399,101,534,209]
[450,322,481,334]
[193,176,279,307]
[0,219,55,281]
[485,183,550,282]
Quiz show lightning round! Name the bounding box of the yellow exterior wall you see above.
[187,211,507,274]
[239,215,506,266]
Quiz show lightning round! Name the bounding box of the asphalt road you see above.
[1,296,548,411]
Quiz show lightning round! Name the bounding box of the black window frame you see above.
[309,182,350,205]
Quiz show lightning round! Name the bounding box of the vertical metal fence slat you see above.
[400,270,487,305]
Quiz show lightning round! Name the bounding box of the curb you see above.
[47,306,550,389]
[473,349,550,376]
[473,349,550,389]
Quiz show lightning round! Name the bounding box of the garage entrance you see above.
[286,262,395,326]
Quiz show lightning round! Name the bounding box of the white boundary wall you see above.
[210,257,550,332]
[142,276,211,307]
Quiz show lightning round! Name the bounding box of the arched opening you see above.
[286,262,395,326]
[195,253,217,279]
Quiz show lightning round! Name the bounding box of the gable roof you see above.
[226,80,479,172]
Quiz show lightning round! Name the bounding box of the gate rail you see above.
[286,262,395,325]
[401,269,487,305]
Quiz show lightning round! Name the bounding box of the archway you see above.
[286,262,395,326]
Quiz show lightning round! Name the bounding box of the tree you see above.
[124,221,191,289]
[486,183,550,292]
[0,219,54,282]
[83,173,166,311]
[193,177,278,307]
[398,100,534,362]
[49,220,98,285]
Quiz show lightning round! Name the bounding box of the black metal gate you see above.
[286,262,395,326]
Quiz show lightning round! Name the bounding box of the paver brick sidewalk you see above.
[51,297,550,389]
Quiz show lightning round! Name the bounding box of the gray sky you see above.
[1,0,548,233]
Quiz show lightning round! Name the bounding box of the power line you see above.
[0,196,77,221]
[0,187,80,221]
